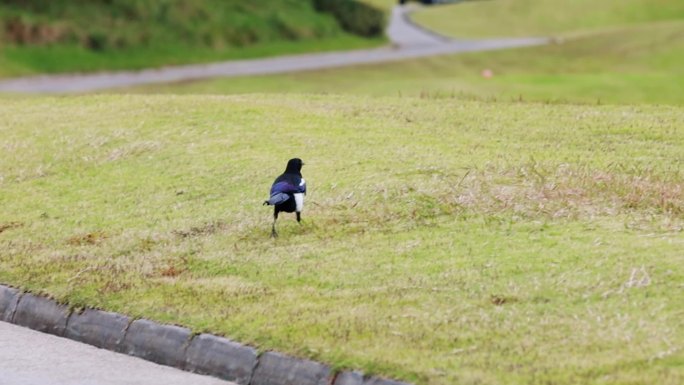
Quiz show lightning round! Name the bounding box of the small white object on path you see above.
[0,6,548,94]
[0,321,235,385]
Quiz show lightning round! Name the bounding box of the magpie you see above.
[263,158,306,237]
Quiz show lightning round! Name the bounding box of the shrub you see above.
[312,0,386,38]
[85,31,109,51]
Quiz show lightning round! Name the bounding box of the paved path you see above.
[0,6,548,93]
[0,321,235,385]
[387,4,450,47]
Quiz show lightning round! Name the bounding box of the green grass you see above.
[121,0,684,106]
[0,35,382,78]
[125,20,684,106]
[1,94,682,385]
[412,0,684,38]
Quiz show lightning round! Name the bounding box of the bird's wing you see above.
[270,174,306,195]
[270,180,297,195]
[265,192,290,206]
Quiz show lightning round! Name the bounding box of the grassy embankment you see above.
[133,0,684,105]
[0,0,384,78]
[1,94,682,385]
[412,0,684,38]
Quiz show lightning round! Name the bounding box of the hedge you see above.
[313,0,386,38]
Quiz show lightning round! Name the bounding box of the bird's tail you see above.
[263,192,290,206]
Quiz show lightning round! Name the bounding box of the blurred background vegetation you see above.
[0,0,385,75]
[0,0,682,104]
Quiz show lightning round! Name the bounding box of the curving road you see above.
[0,321,235,385]
[0,6,547,94]
[387,4,451,47]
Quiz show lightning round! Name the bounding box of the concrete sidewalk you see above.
[0,321,235,385]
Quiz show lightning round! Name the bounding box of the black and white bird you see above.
[263,158,306,237]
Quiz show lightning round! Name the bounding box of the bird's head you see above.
[285,158,304,174]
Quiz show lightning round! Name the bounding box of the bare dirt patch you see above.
[0,222,23,234]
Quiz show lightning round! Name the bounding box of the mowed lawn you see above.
[1,94,683,385]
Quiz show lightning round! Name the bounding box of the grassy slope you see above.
[0,0,383,78]
[128,20,684,106]
[0,35,379,78]
[1,94,683,385]
[412,0,684,38]
[126,0,684,106]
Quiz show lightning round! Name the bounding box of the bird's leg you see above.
[296,212,301,224]
[271,210,279,238]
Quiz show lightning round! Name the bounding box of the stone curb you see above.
[0,284,414,385]
[122,318,192,368]
[13,292,70,336]
[251,351,331,385]
[0,285,21,322]
[65,308,130,352]
[363,376,413,385]
[186,333,258,385]
[334,371,365,385]
[334,371,413,385]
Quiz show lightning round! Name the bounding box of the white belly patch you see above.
[294,193,304,212]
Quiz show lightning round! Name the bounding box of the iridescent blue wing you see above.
[270,180,298,195]
[270,174,305,195]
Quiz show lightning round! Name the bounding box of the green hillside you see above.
[130,19,684,106]
[0,0,385,77]
[129,0,684,106]
[412,0,684,37]
[1,94,682,385]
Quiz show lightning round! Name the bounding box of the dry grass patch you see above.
[453,165,683,221]
[0,221,23,234]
